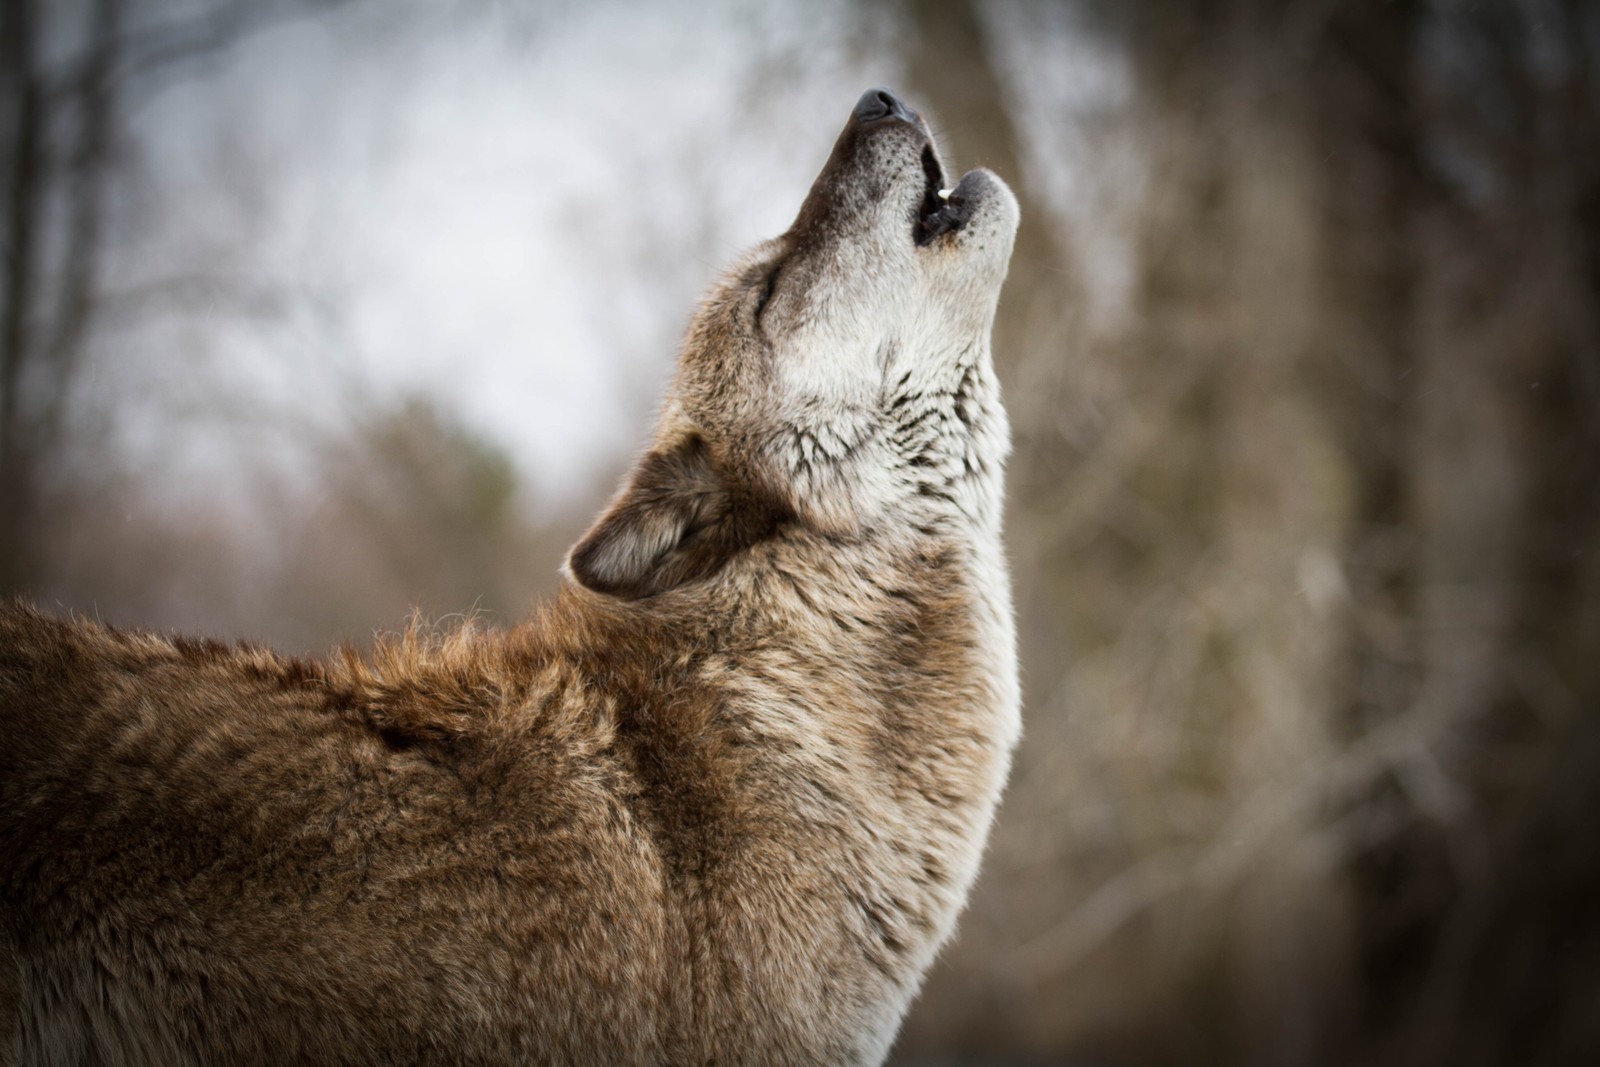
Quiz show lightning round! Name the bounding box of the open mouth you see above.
[914,143,970,246]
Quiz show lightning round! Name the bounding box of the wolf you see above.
[0,87,1020,1066]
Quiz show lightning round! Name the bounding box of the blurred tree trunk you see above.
[1315,1,1424,740]
[1320,2,1600,1064]
[1311,2,1440,1060]
[1,0,54,591]
[1111,4,1356,1064]
[0,0,121,594]
[0,0,42,590]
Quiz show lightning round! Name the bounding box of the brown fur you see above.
[0,88,1019,1066]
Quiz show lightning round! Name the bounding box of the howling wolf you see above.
[0,87,1020,1066]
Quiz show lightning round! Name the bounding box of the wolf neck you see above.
[723,507,1021,985]
[737,469,1021,803]
[885,335,1011,531]
[554,441,1020,1057]
[745,332,1018,753]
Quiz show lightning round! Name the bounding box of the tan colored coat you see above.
[0,87,1019,1067]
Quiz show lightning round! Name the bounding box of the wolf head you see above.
[570,88,1019,599]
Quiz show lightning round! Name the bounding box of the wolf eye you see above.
[754,265,780,320]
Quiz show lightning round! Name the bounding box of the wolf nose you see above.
[853,87,915,124]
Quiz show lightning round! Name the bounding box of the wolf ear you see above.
[567,435,781,599]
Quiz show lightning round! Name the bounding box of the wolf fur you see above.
[0,88,1020,1066]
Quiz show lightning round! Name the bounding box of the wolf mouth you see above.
[913,143,970,246]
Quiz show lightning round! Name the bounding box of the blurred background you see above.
[4,0,1598,1063]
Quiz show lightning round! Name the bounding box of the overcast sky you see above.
[88,0,1126,518]
[91,0,890,510]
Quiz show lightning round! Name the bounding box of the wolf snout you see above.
[852,86,917,125]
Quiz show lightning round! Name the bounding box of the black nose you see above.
[853,87,915,124]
